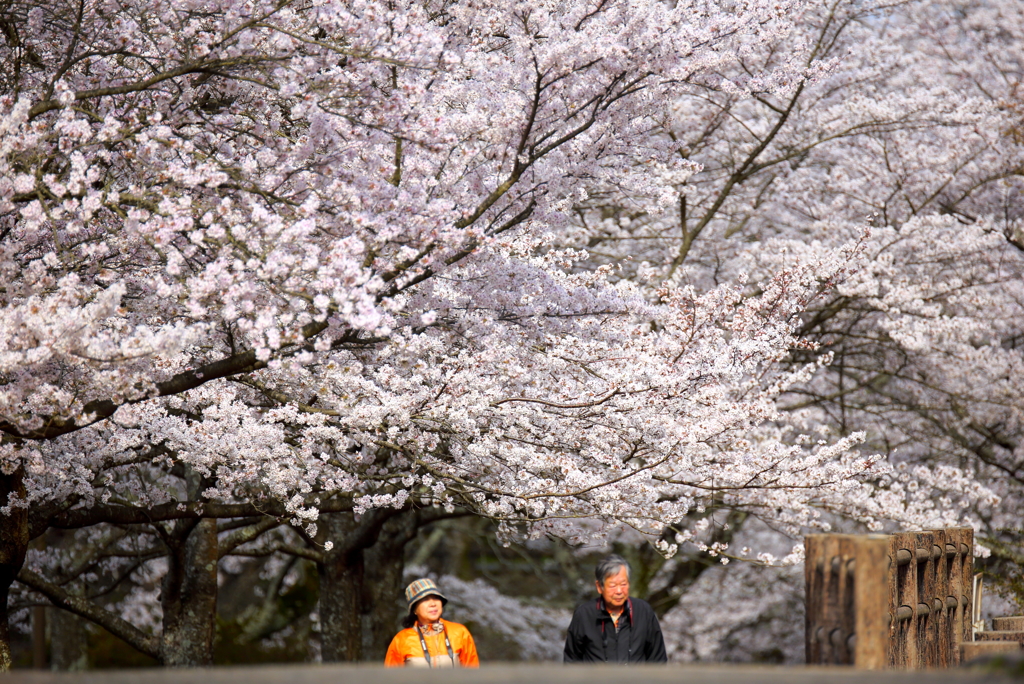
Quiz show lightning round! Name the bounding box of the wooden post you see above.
[852,535,889,669]
[889,533,918,668]
[808,528,974,670]
[806,534,854,665]
[951,527,974,660]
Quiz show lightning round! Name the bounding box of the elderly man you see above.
[563,554,667,663]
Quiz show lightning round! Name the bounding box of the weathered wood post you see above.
[805,533,889,668]
[887,527,973,668]
[806,527,973,669]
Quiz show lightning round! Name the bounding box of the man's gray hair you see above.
[595,554,631,585]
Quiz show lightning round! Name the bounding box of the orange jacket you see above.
[384,619,479,668]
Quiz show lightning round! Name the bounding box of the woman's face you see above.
[414,596,444,623]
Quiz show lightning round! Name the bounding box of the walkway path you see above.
[1,663,1016,684]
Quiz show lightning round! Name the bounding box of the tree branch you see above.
[28,57,275,120]
[17,567,161,661]
[0,320,332,441]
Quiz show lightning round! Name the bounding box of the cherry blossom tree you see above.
[0,0,839,667]
[552,0,1024,659]
[2,0,1015,669]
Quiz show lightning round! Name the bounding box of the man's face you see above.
[596,567,629,611]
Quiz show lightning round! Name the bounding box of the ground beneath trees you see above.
[1,663,1014,683]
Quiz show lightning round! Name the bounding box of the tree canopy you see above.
[0,0,1022,669]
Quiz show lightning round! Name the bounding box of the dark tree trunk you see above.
[159,469,219,666]
[361,511,425,660]
[318,512,367,662]
[317,508,458,662]
[160,516,219,666]
[0,469,29,671]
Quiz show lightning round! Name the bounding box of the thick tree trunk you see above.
[160,469,219,666]
[318,512,367,662]
[160,516,219,666]
[0,469,29,671]
[318,508,454,662]
[361,511,423,660]
[0,583,18,672]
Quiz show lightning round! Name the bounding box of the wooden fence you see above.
[805,528,973,669]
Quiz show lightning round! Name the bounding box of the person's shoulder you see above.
[572,598,599,616]
[392,626,418,640]
[629,597,657,615]
[441,618,472,634]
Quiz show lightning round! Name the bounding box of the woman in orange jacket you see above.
[384,578,479,668]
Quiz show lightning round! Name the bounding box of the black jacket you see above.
[563,597,667,663]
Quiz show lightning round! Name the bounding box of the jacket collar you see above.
[597,597,633,624]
